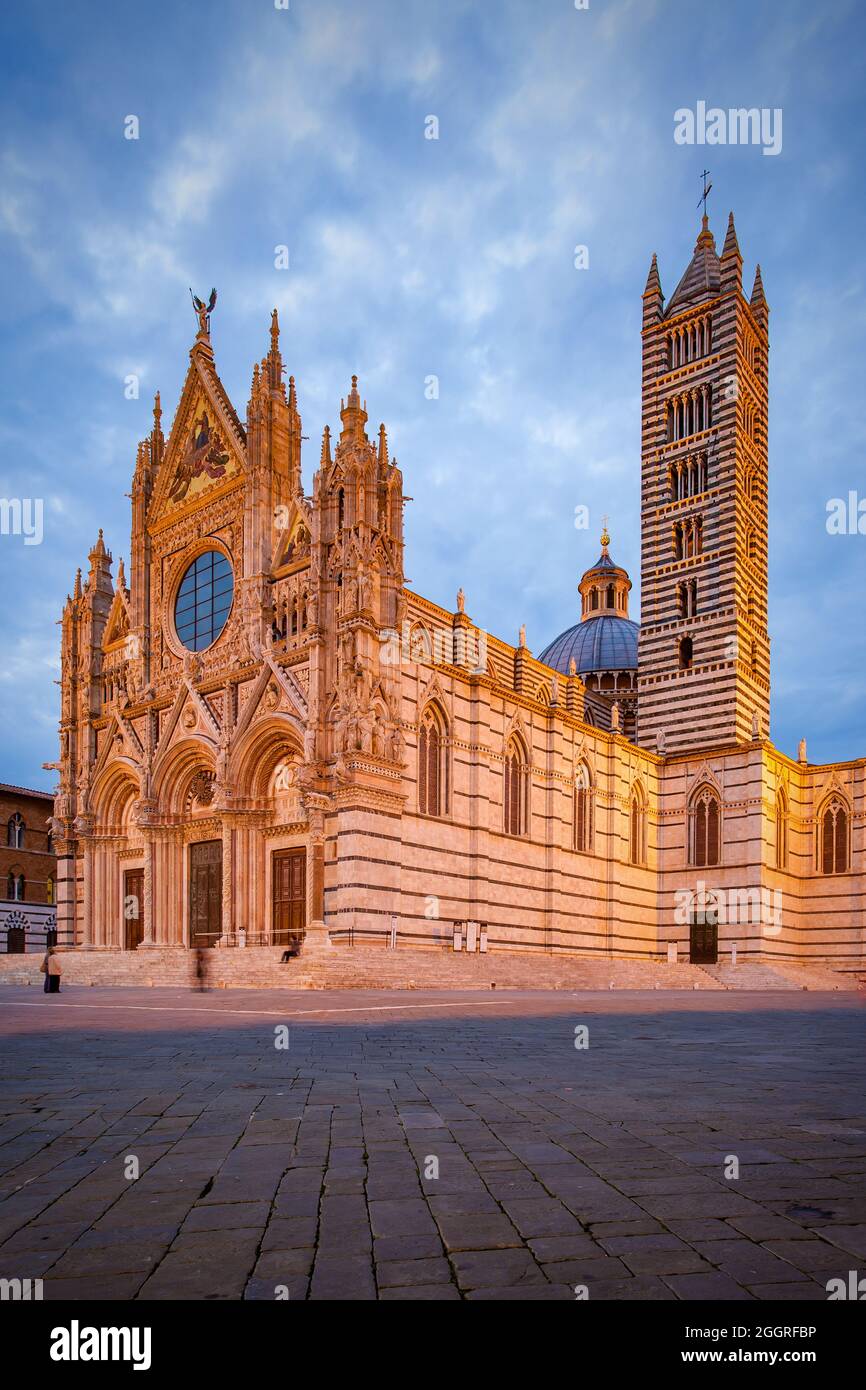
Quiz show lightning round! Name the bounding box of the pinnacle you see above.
[721,209,741,259]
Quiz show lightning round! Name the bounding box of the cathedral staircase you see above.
[0,946,859,992]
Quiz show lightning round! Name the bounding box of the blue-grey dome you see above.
[538,615,639,675]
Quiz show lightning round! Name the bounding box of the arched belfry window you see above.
[629,784,647,866]
[574,763,593,854]
[776,788,788,871]
[7,813,24,849]
[818,797,849,875]
[690,784,721,868]
[504,736,529,837]
[418,705,449,818]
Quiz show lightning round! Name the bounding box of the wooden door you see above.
[123,869,144,951]
[6,926,25,954]
[189,840,222,949]
[689,910,718,964]
[272,849,306,948]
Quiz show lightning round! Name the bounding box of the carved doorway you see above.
[189,840,222,948]
[123,869,144,951]
[272,848,306,949]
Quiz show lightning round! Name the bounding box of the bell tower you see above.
[636,209,770,753]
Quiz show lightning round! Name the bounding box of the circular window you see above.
[174,550,234,651]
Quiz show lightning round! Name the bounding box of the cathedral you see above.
[49,211,864,972]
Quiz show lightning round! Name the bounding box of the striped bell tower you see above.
[636,210,770,754]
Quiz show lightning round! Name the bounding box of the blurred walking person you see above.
[193,947,209,992]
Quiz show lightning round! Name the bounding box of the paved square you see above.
[0,986,863,1301]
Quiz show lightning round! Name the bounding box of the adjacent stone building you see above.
[1,783,57,952]
[49,213,865,973]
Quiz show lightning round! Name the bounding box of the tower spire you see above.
[267,308,284,392]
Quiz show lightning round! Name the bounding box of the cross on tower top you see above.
[697,169,712,219]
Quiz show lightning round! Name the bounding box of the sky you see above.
[1,0,864,791]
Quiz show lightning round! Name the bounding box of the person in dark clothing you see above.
[40,947,62,993]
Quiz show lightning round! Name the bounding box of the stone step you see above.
[0,947,858,992]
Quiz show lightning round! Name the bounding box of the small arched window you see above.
[775,788,788,871]
[690,785,721,867]
[679,636,693,670]
[819,798,848,875]
[6,872,25,902]
[574,763,593,854]
[46,877,55,906]
[418,705,448,818]
[629,784,647,866]
[7,813,24,849]
[504,737,529,837]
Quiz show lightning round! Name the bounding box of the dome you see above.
[538,614,639,676]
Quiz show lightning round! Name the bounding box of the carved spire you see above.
[377,422,389,470]
[117,556,126,590]
[150,391,164,469]
[88,529,109,567]
[267,308,284,393]
[320,424,333,468]
[73,568,82,600]
[339,375,368,445]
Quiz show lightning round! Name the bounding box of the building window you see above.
[818,798,849,875]
[679,636,693,669]
[690,785,721,867]
[6,872,25,902]
[574,763,593,853]
[46,877,55,906]
[418,705,448,817]
[7,813,24,849]
[504,737,529,837]
[776,789,788,871]
[174,550,234,652]
[629,785,647,866]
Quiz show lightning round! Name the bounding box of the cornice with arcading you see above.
[656,352,722,391]
[262,820,308,839]
[148,478,244,540]
[331,784,406,814]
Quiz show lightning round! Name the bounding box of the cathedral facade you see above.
[49,214,865,972]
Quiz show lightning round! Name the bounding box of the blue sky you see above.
[1,0,864,790]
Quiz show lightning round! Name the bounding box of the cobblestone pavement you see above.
[0,986,863,1301]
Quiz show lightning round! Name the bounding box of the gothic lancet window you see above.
[7,813,24,848]
[776,788,788,871]
[818,798,848,875]
[629,784,647,866]
[690,785,721,867]
[574,763,593,853]
[418,705,448,818]
[504,737,529,837]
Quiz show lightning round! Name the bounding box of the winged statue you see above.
[190,287,217,335]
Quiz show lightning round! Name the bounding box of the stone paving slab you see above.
[0,986,863,1301]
